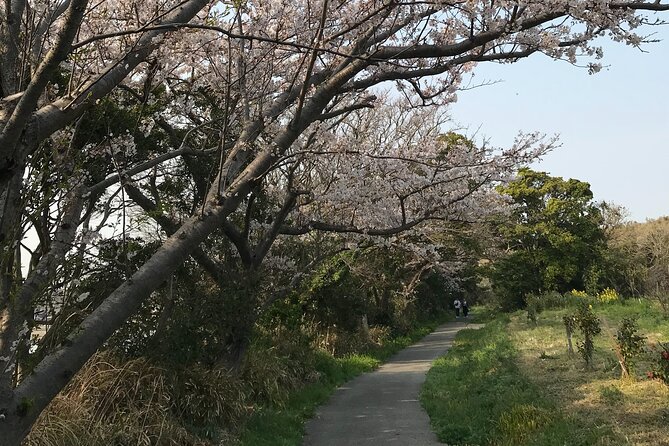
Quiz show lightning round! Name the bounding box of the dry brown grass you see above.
[25,345,308,446]
[509,310,669,446]
[302,320,391,356]
[26,353,218,446]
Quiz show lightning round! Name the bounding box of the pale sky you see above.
[449,25,669,222]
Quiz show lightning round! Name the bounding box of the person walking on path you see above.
[453,298,462,318]
[462,299,469,318]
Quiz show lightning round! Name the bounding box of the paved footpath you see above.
[303,321,482,446]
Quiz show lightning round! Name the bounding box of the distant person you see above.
[462,299,469,318]
[453,298,462,318]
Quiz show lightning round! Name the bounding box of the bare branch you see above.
[86,146,217,196]
[0,0,89,171]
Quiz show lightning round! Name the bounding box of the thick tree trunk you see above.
[0,126,284,442]
[227,329,253,372]
[0,0,25,97]
[0,34,365,442]
[0,203,234,441]
[0,172,24,409]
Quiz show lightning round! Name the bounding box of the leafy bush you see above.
[614,317,646,378]
[539,290,570,309]
[574,303,601,367]
[526,294,542,325]
[565,290,601,307]
[490,251,543,311]
[647,342,669,386]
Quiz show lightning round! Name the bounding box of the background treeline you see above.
[488,168,669,315]
[421,170,669,445]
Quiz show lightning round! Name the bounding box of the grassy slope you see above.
[510,300,669,446]
[238,318,449,446]
[422,301,669,446]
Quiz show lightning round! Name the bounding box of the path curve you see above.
[303,321,482,446]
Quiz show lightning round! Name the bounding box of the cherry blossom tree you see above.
[117,100,551,366]
[1,0,669,442]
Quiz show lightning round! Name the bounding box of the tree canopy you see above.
[492,168,607,309]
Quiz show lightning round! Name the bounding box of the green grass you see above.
[422,299,669,445]
[420,316,623,446]
[240,300,669,446]
[510,299,669,446]
[464,304,499,324]
[238,353,378,446]
[238,316,450,446]
[595,299,669,340]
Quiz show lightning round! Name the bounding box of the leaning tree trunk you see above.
[0,198,237,444]
[0,72,354,442]
[0,137,263,440]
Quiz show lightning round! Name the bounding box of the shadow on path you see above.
[303,321,483,446]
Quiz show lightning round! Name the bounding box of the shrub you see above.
[170,365,249,434]
[565,290,597,307]
[27,344,315,446]
[575,303,601,367]
[614,317,646,379]
[525,291,576,323]
[539,290,569,309]
[569,289,589,299]
[647,342,669,386]
[241,344,306,406]
[526,294,541,326]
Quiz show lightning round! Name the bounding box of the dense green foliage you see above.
[28,308,450,446]
[297,248,456,336]
[609,217,669,311]
[29,238,456,445]
[491,169,611,310]
[574,303,602,367]
[615,317,646,378]
[648,343,669,385]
